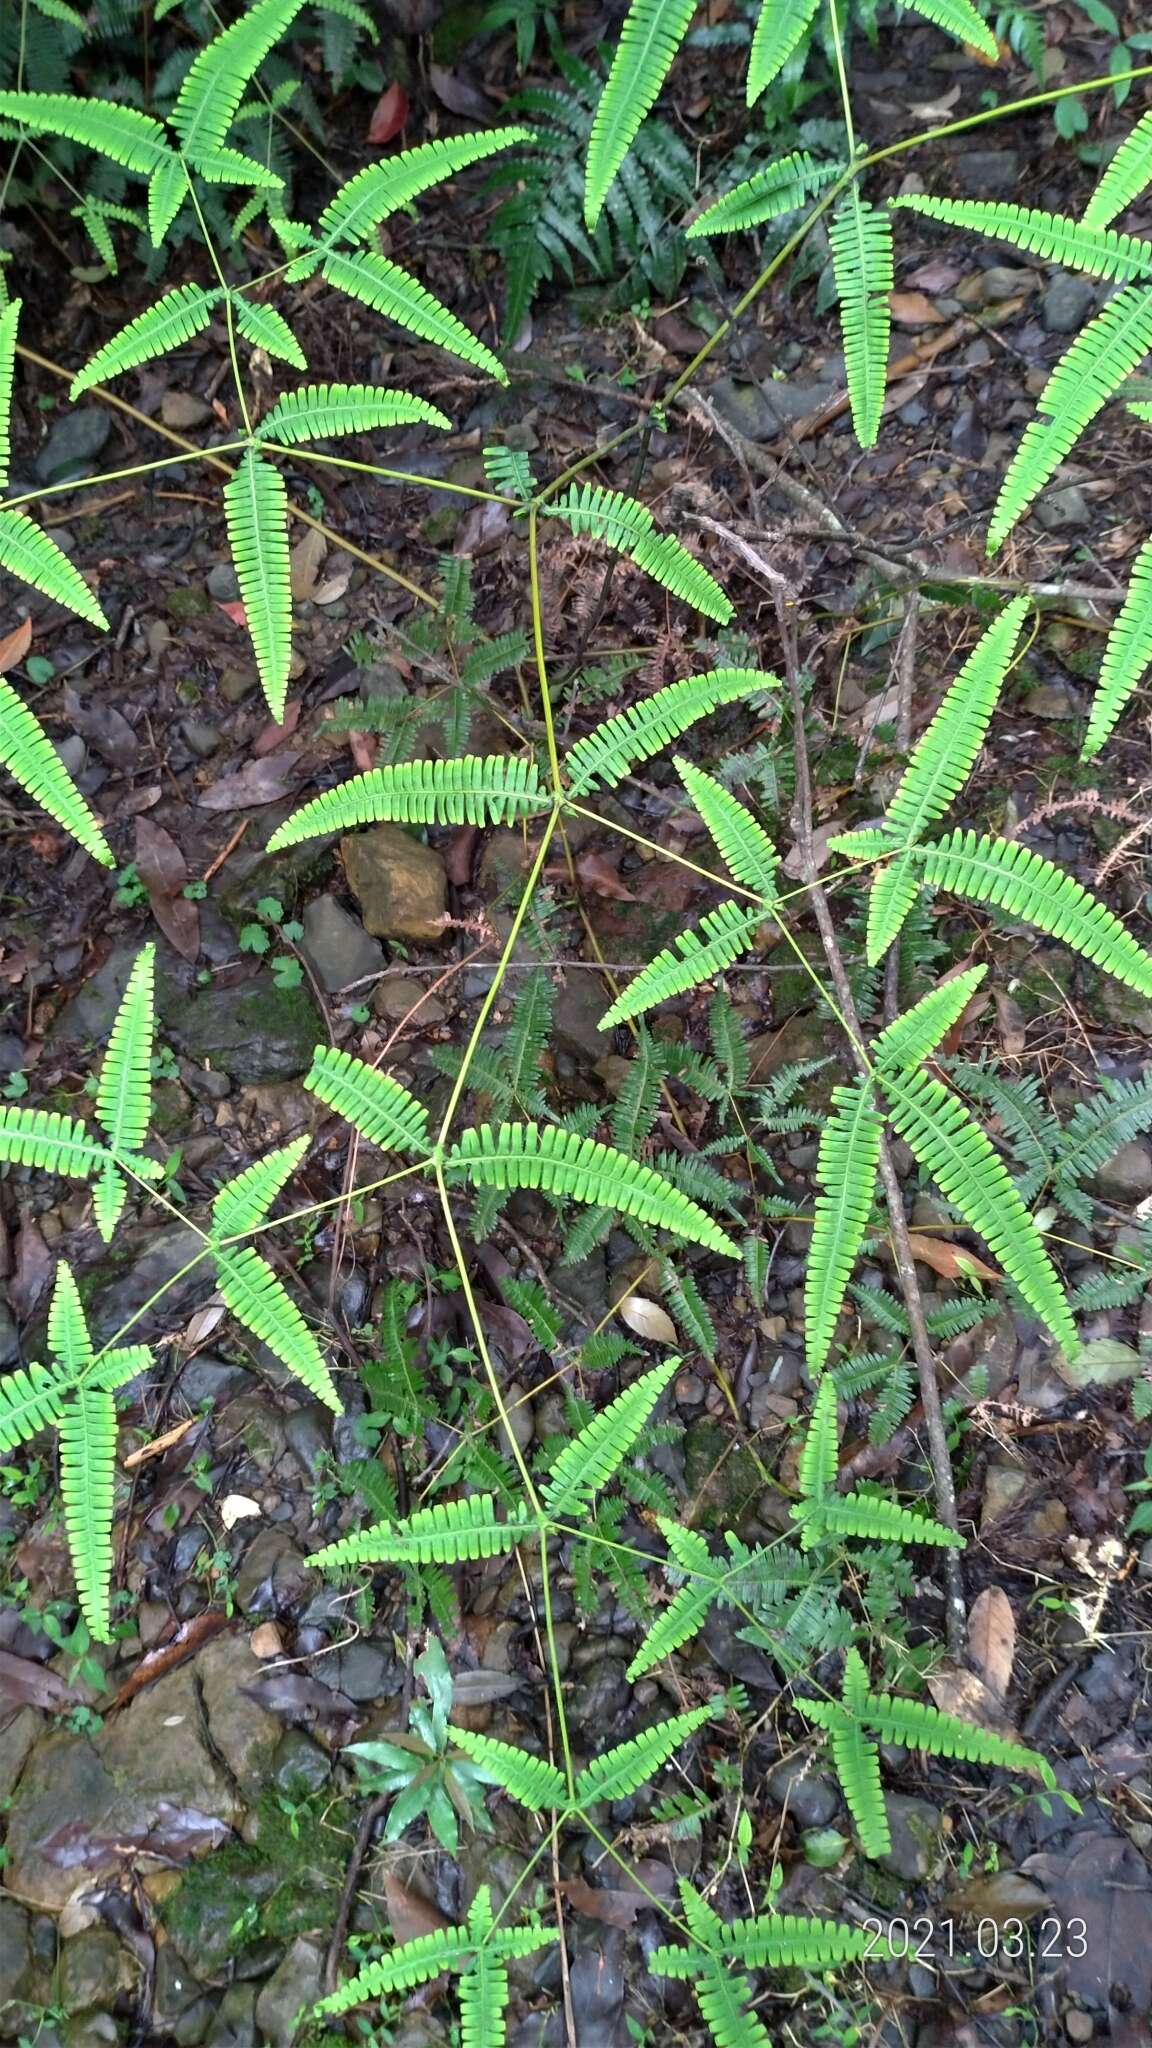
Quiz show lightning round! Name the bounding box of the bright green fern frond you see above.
[688,151,841,238]
[170,0,305,159]
[892,195,1152,280]
[214,1245,341,1411]
[312,1492,531,1569]
[483,443,535,499]
[806,1082,883,1372]
[543,1356,678,1518]
[96,944,154,1159]
[0,91,171,175]
[797,1492,963,1550]
[267,756,548,846]
[447,1727,567,1811]
[1083,535,1152,758]
[0,673,113,862]
[879,1065,1077,1353]
[626,1525,717,1679]
[317,129,535,246]
[458,1949,507,2048]
[880,594,1029,852]
[871,965,988,1072]
[798,1370,839,1500]
[1083,109,1152,229]
[0,1106,107,1179]
[321,248,507,382]
[85,1344,152,1394]
[212,1136,310,1239]
[573,1701,712,1805]
[305,1046,431,1155]
[231,298,307,371]
[255,382,451,444]
[447,1123,740,1256]
[190,143,286,188]
[862,852,923,964]
[543,484,732,621]
[597,902,766,1031]
[0,1361,70,1453]
[148,155,188,246]
[583,0,696,229]
[822,1712,890,1855]
[315,1927,480,2013]
[224,449,292,721]
[563,668,777,795]
[718,1910,886,1969]
[92,1161,128,1245]
[694,1960,772,2048]
[829,190,893,450]
[0,298,18,489]
[0,511,108,633]
[673,757,779,897]
[853,1685,1055,1784]
[988,284,1152,550]
[70,284,224,398]
[902,0,998,56]
[914,828,1152,996]
[747,0,821,103]
[57,1386,118,1641]
[47,1265,93,1377]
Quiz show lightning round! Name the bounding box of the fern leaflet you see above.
[0,91,171,175]
[797,1492,963,1550]
[268,757,549,846]
[255,382,451,444]
[224,450,292,721]
[0,511,109,631]
[597,902,766,1030]
[96,943,154,1163]
[688,151,841,238]
[563,668,777,795]
[806,1082,883,1371]
[1083,109,1152,228]
[212,1136,309,1240]
[58,1387,118,1641]
[48,1265,93,1376]
[583,0,696,228]
[747,0,821,102]
[0,1361,71,1454]
[1083,535,1152,758]
[544,485,732,622]
[321,247,507,382]
[903,0,998,54]
[0,673,113,863]
[871,966,988,1072]
[798,1370,839,1499]
[573,1702,712,1805]
[214,1245,341,1411]
[829,190,893,449]
[170,0,305,161]
[313,1493,532,1568]
[543,1357,678,1518]
[0,297,18,489]
[305,1046,431,1156]
[674,756,779,897]
[0,1106,107,1179]
[893,195,1152,281]
[317,130,535,247]
[71,285,224,398]
[447,1728,567,1811]
[230,298,307,371]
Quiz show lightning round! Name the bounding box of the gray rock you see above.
[0,1897,33,2010]
[177,1356,254,1408]
[766,1755,839,1828]
[955,150,1020,195]
[300,895,383,992]
[1035,484,1091,532]
[235,1529,311,1617]
[876,1794,942,1881]
[318,1638,398,1703]
[710,373,838,443]
[171,977,322,1084]
[50,943,140,1045]
[566,1660,631,1731]
[0,1704,42,1799]
[552,974,608,1061]
[63,2017,120,2048]
[1091,1138,1152,1204]
[195,1634,281,1797]
[60,1928,124,2010]
[205,1981,257,2048]
[206,562,240,603]
[1024,676,1083,718]
[36,409,113,485]
[271,1730,331,1799]
[0,1302,19,1367]
[253,1936,325,2047]
[181,720,222,760]
[88,1223,207,1345]
[284,1404,332,1483]
[1043,272,1096,334]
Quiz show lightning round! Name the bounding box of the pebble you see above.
[1043,272,1096,333]
[36,408,112,484]
[300,894,384,992]
[1034,485,1091,533]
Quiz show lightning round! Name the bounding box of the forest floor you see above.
[2,12,1152,2048]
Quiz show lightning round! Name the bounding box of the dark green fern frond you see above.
[304,1046,431,1155]
[1083,535,1152,758]
[544,485,732,622]
[573,1702,713,1805]
[829,190,893,449]
[0,673,113,863]
[598,903,766,1031]
[223,449,292,721]
[893,195,1152,282]
[255,381,452,444]
[267,756,549,846]
[564,668,776,796]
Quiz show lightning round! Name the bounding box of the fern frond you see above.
[317,129,535,247]
[1083,109,1152,229]
[458,1948,509,2048]
[70,284,224,397]
[688,150,841,238]
[170,0,304,160]
[826,1681,1056,1785]
[315,1927,481,2011]
[46,1267,89,1378]
[304,1046,431,1156]
[0,673,113,862]
[484,443,535,499]
[223,449,292,721]
[446,1123,740,1256]
[902,0,998,56]
[573,1702,712,1805]
[85,1344,152,1394]
[626,1523,716,1679]
[92,1161,127,1246]
[988,284,1152,549]
[57,1386,117,1641]
[563,668,777,795]
[321,247,507,382]
[806,1083,883,1372]
[673,757,779,898]
[544,484,732,622]
[0,91,171,174]
[543,1356,678,1518]
[255,381,451,444]
[212,1136,309,1239]
[797,1370,839,1499]
[829,190,893,450]
[0,1360,70,1453]
[0,298,19,490]
[312,1492,531,1568]
[447,1727,567,1811]
[893,195,1152,281]
[268,756,548,847]
[914,829,1152,996]
[147,155,188,246]
[189,143,285,188]
[583,0,696,228]
[878,1065,1077,1353]
[1083,534,1152,758]
[824,1712,889,1855]
[231,297,307,370]
[0,510,109,638]
[871,965,988,1071]
[0,1106,106,1178]
[747,0,821,103]
[797,1492,963,1550]
[878,594,1029,855]
[597,902,766,1031]
[695,1961,772,2048]
[96,943,154,1161]
[214,1245,341,1411]
[716,1910,886,1969]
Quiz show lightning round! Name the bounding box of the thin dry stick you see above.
[883,591,919,1032]
[779,598,966,1658]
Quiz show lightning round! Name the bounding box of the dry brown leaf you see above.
[994,989,1027,1056]
[123,1417,196,1469]
[619,1296,678,1345]
[927,1663,1019,1737]
[561,1876,650,1928]
[889,290,947,327]
[967,1585,1016,1700]
[289,526,327,602]
[383,1873,451,1947]
[249,1621,284,1660]
[905,1233,1001,1284]
[0,617,33,672]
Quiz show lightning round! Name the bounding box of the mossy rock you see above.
[683,1419,765,1532]
[171,975,322,1084]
